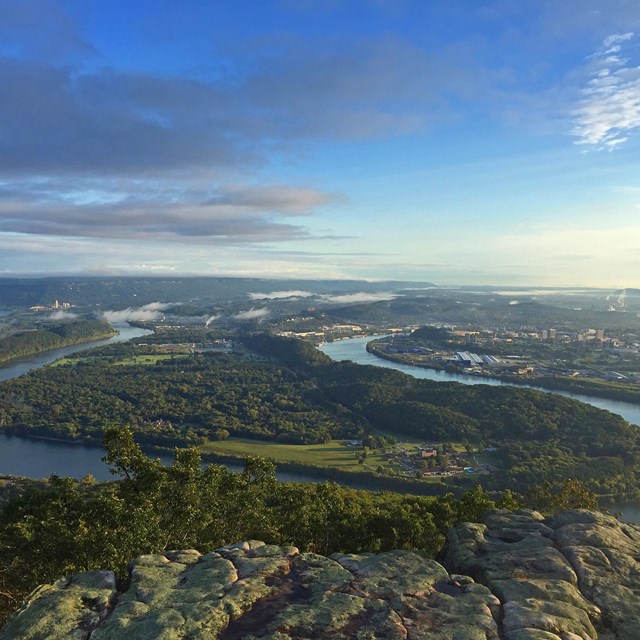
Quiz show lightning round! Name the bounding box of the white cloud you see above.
[48,310,79,320]
[572,33,640,149]
[234,307,270,321]
[248,290,314,300]
[204,314,220,326]
[320,292,400,303]
[140,302,176,312]
[100,302,173,323]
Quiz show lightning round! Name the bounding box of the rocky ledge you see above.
[2,510,639,640]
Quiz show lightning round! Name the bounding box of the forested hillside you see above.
[0,320,116,363]
[0,333,638,495]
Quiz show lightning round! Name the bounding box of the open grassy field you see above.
[50,353,190,367]
[199,437,451,479]
[112,354,190,366]
[201,437,401,472]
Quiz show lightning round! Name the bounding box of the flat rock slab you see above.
[1,544,498,640]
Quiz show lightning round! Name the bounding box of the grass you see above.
[112,354,189,366]
[200,437,448,479]
[50,353,190,367]
[201,437,409,473]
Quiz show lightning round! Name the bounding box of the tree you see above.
[455,486,496,523]
[496,489,524,510]
[525,479,598,514]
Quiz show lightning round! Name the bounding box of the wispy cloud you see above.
[234,307,270,321]
[248,290,314,300]
[48,310,79,320]
[571,33,640,149]
[101,302,173,323]
[320,292,399,304]
[204,314,221,327]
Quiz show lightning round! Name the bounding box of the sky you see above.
[1,0,640,287]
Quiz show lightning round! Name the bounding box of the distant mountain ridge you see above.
[0,276,436,308]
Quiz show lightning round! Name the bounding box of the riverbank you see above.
[0,323,118,365]
[0,329,118,364]
[366,341,640,407]
[0,430,452,496]
[320,336,640,426]
[4,428,640,523]
[0,323,152,382]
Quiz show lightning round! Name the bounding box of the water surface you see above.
[0,324,151,382]
[320,336,640,426]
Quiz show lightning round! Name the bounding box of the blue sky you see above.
[1,0,640,287]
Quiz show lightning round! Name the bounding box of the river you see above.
[0,323,152,382]
[0,330,638,520]
[0,433,322,484]
[319,336,640,426]
[319,336,640,522]
[0,323,153,480]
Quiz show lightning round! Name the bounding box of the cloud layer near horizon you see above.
[248,290,315,300]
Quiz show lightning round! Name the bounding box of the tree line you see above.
[0,320,115,363]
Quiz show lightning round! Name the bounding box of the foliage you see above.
[524,479,599,513]
[0,427,598,626]
[0,333,638,495]
[0,321,115,363]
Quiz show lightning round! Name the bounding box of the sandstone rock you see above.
[549,510,640,640]
[3,510,640,639]
[0,571,117,640]
[444,509,640,640]
[1,545,497,639]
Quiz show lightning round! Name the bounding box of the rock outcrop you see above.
[443,509,640,640]
[2,510,639,639]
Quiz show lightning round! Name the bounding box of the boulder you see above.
[444,509,640,640]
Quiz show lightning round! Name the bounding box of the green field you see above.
[50,353,189,367]
[200,437,445,478]
[112,354,190,366]
[201,438,404,473]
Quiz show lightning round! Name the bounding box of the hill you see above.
[0,276,435,308]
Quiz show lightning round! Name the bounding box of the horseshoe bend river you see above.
[0,331,638,521]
